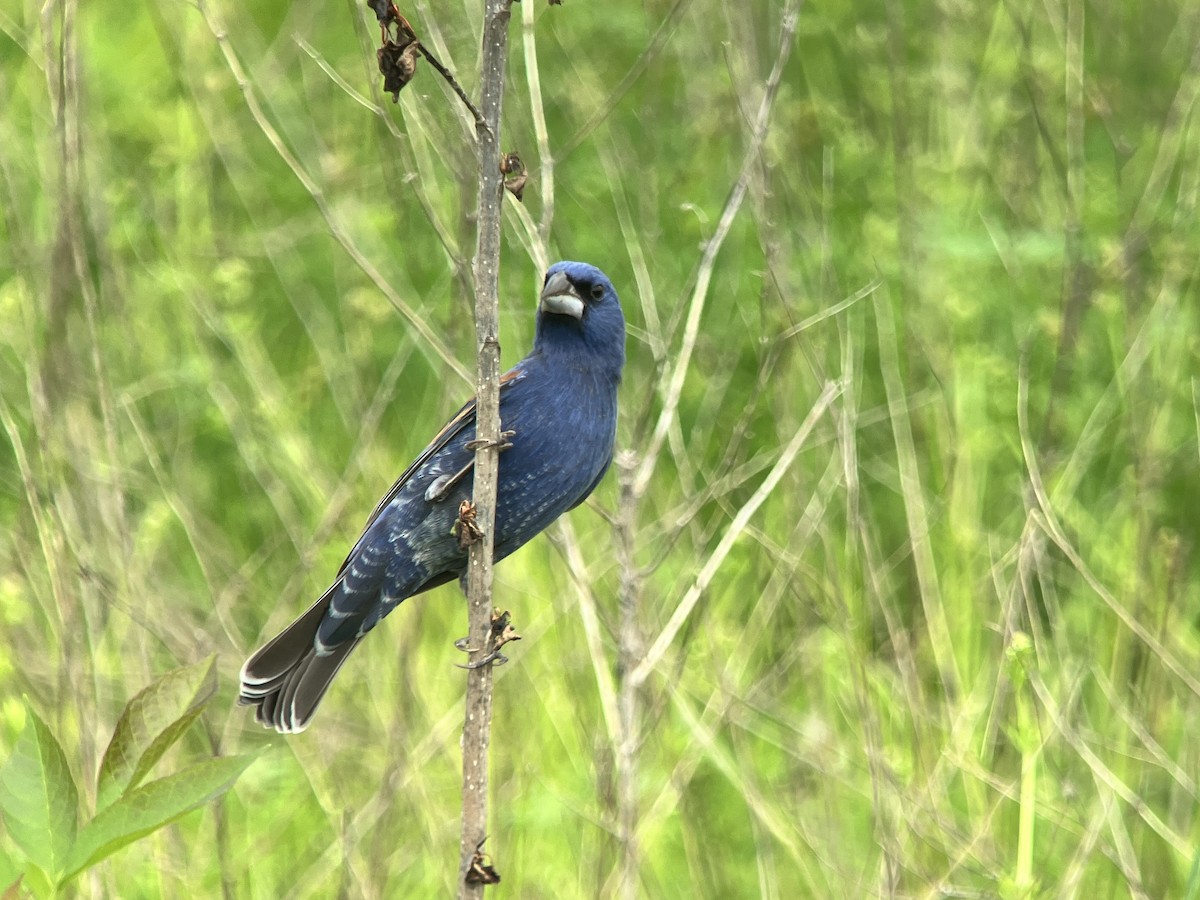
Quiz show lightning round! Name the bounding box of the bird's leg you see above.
[454,609,522,667]
[425,430,516,503]
[453,593,494,655]
[425,461,474,503]
[464,428,515,452]
[453,572,476,651]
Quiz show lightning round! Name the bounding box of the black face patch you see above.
[566,277,605,305]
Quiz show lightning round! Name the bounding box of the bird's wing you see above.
[569,450,613,511]
[336,365,528,575]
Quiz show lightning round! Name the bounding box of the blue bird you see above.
[239,261,625,732]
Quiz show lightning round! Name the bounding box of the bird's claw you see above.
[465,429,516,453]
[426,462,472,503]
[453,609,521,669]
[457,649,509,669]
[427,432,516,503]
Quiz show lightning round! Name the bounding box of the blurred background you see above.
[2,0,1199,895]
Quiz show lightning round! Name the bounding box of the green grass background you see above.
[2,0,1199,895]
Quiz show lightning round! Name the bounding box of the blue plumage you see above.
[239,261,625,732]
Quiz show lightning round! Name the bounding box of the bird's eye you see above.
[589,283,605,301]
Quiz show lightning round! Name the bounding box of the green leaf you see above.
[0,701,78,877]
[95,655,217,810]
[0,848,21,897]
[62,754,257,881]
[9,865,51,900]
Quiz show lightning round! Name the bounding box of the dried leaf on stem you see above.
[464,837,501,885]
[501,152,527,202]
[366,0,488,130]
[453,500,484,550]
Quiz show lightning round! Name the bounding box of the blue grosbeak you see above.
[239,261,625,732]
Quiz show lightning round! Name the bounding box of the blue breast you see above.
[314,352,617,650]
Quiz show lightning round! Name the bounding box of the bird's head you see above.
[535,261,626,381]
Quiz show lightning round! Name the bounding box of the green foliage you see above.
[63,755,257,881]
[0,703,77,881]
[95,656,218,810]
[0,662,254,896]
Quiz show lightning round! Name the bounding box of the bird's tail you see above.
[238,584,361,733]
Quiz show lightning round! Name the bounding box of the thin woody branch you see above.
[367,0,489,132]
[418,42,490,134]
[458,0,513,897]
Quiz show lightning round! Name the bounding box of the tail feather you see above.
[239,585,361,733]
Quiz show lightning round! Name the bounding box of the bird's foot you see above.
[454,609,522,669]
[426,432,515,504]
[460,649,508,669]
[426,460,474,502]
[464,429,516,453]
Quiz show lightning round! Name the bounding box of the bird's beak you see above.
[539,271,585,320]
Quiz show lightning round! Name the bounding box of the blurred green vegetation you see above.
[2,0,1198,896]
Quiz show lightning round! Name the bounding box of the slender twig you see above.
[1025,666,1191,858]
[555,0,695,162]
[377,6,490,134]
[633,0,800,499]
[613,452,641,900]
[197,0,472,383]
[520,0,553,246]
[458,1,511,897]
[1017,352,1200,701]
[552,519,620,745]
[629,380,841,688]
[416,40,489,135]
[872,282,962,701]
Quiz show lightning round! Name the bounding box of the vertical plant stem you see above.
[458,1,511,896]
[1016,715,1037,890]
[614,452,641,900]
[1010,634,1037,892]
